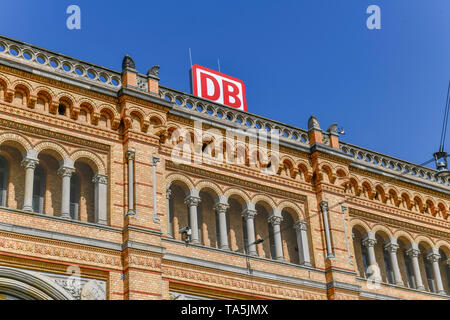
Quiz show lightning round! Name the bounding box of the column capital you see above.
[92,174,108,185]
[406,242,421,258]
[384,238,399,252]
[268,208,282,225]
[319,200,328,212]
[268,215,283,226]
[242,202,257,219]
[184,195,201,207]
[242,209,257,219]
[384,242,399,253]
[152,155,160,166]
[362,232,377,248]
[166,187,172,200]
[214,195,229,214]
[21,158,39,169]
[294,221,307,232]
[57,166,75,177]
[406,248,420,258]
[426,251,441,263]
[126,150,136,160]
[214,202,229,214]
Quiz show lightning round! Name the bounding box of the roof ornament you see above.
[147,65,160,77]
[122,55,136,71]
[328,123,345,135]
[308,116,321,131]
[327,123,338,134]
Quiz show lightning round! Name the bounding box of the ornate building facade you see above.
[0,35,448,300]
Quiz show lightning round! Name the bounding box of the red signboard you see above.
[192,64,247,112]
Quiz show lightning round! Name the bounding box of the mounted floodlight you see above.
[253,238,265,245]
[434,81,450,180]
[179,226,192,243]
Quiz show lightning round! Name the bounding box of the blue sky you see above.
[1,0,449,166]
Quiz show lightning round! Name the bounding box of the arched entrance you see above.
[0,266,74,300]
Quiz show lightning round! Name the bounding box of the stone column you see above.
[268,209,283,261]
[184,189,201,244]
[427,248,445,294]
[21,150,39,212]
[242,202,258,256]
[214,196,230,250]
[406,243,425,291]
[320,201,335,259]
[294,221,311,266]
[362,232,379,280]
[126,150,136,216]
[384,238,403,286]
[151,156,160,222]
[93,174,108,225]
[58,159,75,219]
[166,186,173,238]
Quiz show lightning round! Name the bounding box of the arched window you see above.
[70,173,80,220]
[0,156,8,207]
[32,166,45,214]
[383,249,395,284]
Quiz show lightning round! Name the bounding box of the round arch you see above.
[349,218,370,234]
[277,200,304,221]
[33,141,70,161]
[0,132,33,153]
[0,266,73,300]
[371,224,394,240]
[392,230,415,245]
[12,80,32,95]
[251,194,277,210]
[195,180,223,199]
[34,86,56,101]
[166,173,195,192]
[223,188,251,204]
[415,235,435,250]
[71,150,106,175]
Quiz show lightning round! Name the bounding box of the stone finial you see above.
[308,116,321,131]
[122,55,136,71]
[147,65,160,78]
[327,123,338,135]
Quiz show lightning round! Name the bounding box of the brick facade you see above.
[0,35,448,300]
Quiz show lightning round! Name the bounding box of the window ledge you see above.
[162,237,318,272]
[0,206,120,233]
[356,276,450,299]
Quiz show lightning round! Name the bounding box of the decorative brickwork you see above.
[0,35,448,300]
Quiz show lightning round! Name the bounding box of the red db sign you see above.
[192,64,247,112]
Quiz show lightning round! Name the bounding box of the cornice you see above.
[0,64,118,104]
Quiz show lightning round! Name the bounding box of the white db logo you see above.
[192,64,247,112]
